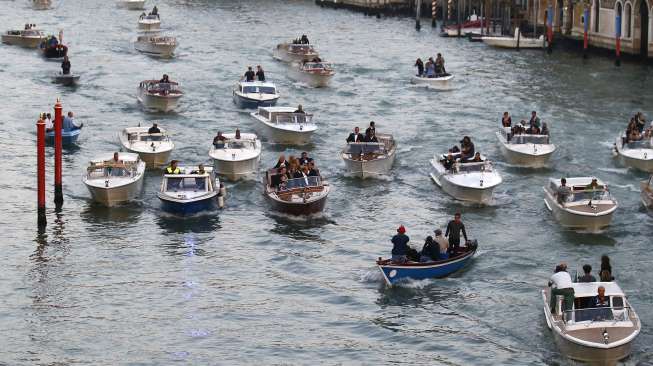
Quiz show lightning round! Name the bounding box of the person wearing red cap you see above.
[391,225,410,263]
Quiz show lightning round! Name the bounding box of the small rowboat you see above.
[376,240,478,286]
[46,128,82,146]
[53,72,80,86]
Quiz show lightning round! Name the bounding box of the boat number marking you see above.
[389,270,397,278]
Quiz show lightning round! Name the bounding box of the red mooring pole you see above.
[54,99,63,206]
[37,116,46,227]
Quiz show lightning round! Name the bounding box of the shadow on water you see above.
[156,211,221,234]
[559,230,618,246]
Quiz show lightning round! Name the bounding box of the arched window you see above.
[625,3,632,37]
[594,0,601,32]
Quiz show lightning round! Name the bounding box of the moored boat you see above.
[542,278,641,365]
[137,79,183,112]
[430,153,502,204]
[52,72,80,86]
[119,125,174,168]
[263,168,330,215]
[138,13,160,31]
[83,152,146,206]
[232,80,280,109]
[287,61,335,87]
[377,240,477,286]
[341,134,396,178]
[640,176,653,208]
[482,28,545,49]
[208,132,261,180]
[134,35,176,57]
[2,26,45,48]
[543,177,617,232]
[250,106,317,145]
[157,166,220,215]
[273,42,319,63]
[496,126,555,167]
[613,133,653,172]
[118,0,146,9]
[441,14,484,37]
[410,73,454,89]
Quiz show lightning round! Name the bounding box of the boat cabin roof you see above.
[163,166,213,177]
[123,126,168,135]
[258,106,298,113]
[237,80,276,88]
[89,152,140,164]
[572,282,625,298]
[548,177,606,190]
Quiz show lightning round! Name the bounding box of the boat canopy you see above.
[282,176,322,190]
[164,176,208,192]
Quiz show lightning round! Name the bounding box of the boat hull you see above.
[430,166,498,204]
[53,74,80,86]
[410,75,454,90]
[138,22,160,31]
[46,129,81,146]
[134,42,176,57]
[543,193,615,231]
[444,27,482,37]
[482,36,545,49]
[265,192,328,215]
[158,194,217,215]
[138,93,181,112]
[496,132,554,168]
[232,92,279,109]
[287,68,333,87]
[124,148,171,168]
[259,124,314,145]
[1,35,44,48]
[551,330,633,366]
[85,177,144,207]
[342,155,395,178]
[212,156,259,180]
[616,152,653,172]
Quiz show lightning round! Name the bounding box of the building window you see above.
[625,3,632,37]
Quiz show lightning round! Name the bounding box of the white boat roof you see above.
[258,106,299,113]
[548,177,606,187]
[237,80,277,88]
[163,166,213,177]
[89,152,140,164]
[572,282,625,297]
[123,126,168,134]
[221,132,258,141]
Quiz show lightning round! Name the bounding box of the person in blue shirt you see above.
[391,225,410,263]
[62,111,82,131]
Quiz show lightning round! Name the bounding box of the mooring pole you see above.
[53,99,63,207]
[416,0,423,30]
[583,8,589,58]
[615,13,622,66]
[37,115,46,228]
[457,0,462,36]
[432,0,437,27]
[547,5,553,53]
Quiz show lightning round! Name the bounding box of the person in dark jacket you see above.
[273,154,289,169]
[419,236,439,262]
[599,255,614,281]
[299,152,313,166]
[256,65,265,81]
[61,56,71,75]
[365,121,376,137]
[346,127,365,143]
[414,58,424,76]
[445,212,468,254]
[244,67,255,82]
[391,225,410,263]
[578,264,597,283]
[148,123,161,134]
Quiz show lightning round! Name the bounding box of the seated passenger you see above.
[599,255,614,281]
[213,131,226,148]
[294,104,305,114]
[501,112,512,127]
[414,58,424,77]
[148,123,161,134]
[578,264,597,283]
[419,236,439,262]
[556,177,571,204]
[424,61,436,78]
[364,130,378,143]
[460,136,474,161]
[307,161,320,177]
[62,111,82,131]
[585,178,599,191]
[434,229,449,260]
[298,151,313,166]
[190,164,207,188]
[442,153,455,171]
[365,121,376,137]
[346,127,365,143]
[159,74,170,83]
[540,122,550,136]
[471,152,483,162]
[274,154,289,169]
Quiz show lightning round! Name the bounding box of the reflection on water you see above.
[268,212,333,242]
[80,201,144,226]
[156,212,221,234]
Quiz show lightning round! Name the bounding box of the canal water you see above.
[1,0,652,364]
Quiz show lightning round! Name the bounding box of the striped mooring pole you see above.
[432,0,437,27]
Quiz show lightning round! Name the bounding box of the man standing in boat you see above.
[61,55,71,75]
[435,53,445,75]
[346,127,364,143]
[445,212,467,255]
[548,263,574,313]
[244,67,255,82]
[256,65,265,82]
[148,123,161,134]
[166,160,181,174]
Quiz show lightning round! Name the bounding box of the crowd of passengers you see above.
[624,112,653,143]
[346,121,379,143]
[243,65,266,82]
[291,34,310,44]
[414,54,447,77]
[501,111,550,137]
[270,152,320,191]
[548,256,616,318]
[440,136,484,169]
[139,6,159,19]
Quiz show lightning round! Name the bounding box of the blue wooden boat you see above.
[232,80,280,109]
[157,166,220,215]
[377,240,478,286]
[45,128,81,146]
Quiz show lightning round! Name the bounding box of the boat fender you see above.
[218,195,224,208]
[105,179,109,187]
[219,183,226,198]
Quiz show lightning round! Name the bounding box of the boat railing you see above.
[454,161,492,173]
[279,176,322,192]
[624,138,652,150]
[301,62,334,71]
[273,113,314,125]
[563,306,633,324]
[87,162,137,179]
[502,128,550,144]
[344,142,386,157]
[565,190,612,203]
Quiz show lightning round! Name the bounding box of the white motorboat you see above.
[158,166,221,215]
[250,106,317,145]
[118,0,145,10]
[410,73,454,90]
[287,61,335,87]
[496,127,555,167]
[208,132,261,180]
[482,28,545,49]
[134,35,176,57]
[613,133,653,172]
[543,177,618,232]
[82,152,146,207]
[138,14,160,31]
[52,72,80,86]
[542,280,641,365]
[341,134,397,178]
[273,42,319,63]
[264,168,330,215]
[232,80,280,109]
[2,26,45,48]
[32,0,51,10]
[429,154,502,204]
[137,79,183,112]
[640,176,653,208]
[119,126,174,168]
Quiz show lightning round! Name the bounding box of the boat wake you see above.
[267,210,333,223]
[610,183,640,192]
[597,167,630,175]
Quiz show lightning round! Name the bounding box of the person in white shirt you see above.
[548,263,575,312]
[434,229,449,260]
[44,113,53,132]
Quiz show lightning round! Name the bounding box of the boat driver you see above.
[61,56,71,75]
[556,178,571,204]
[159,74,170,83]
[148,123,161,134]
[166,160,181,174]
[435,53,445,75]
[244,67,255,82]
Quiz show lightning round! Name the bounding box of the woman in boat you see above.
[501,112,512,127]
[414,58,424,77]
[599,255,614,281]
[364,130,378,143]
[435,53,445,75]
[460,136,475,161]
[61,56,71,75]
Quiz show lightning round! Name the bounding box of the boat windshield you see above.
[456,161,489,173]
[140,134,164,141]
[344,142,386,155]
[565,190,612,202]
[224,139,255,149]
[259,86,276,94]
[282,176,321,190]
[166,177,206,192]
[289,44,314,53]
[273,113,313,125]
[302,62,333,70]
[625,138,652,149]
[563,306,631,324]
[87,165,132,178]
[509,134,550,144]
